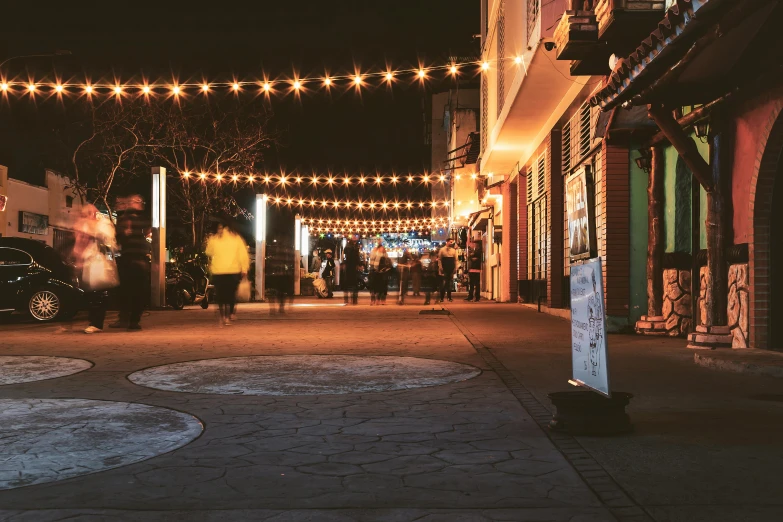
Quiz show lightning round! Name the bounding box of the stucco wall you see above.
[662,137,708,253]
[732,93,783,244]
[629,140,648,324]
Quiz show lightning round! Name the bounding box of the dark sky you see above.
[1,1,479,238]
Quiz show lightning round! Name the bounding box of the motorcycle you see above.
[166,260,212,310]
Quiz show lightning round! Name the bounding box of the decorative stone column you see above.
[726,244,750,348]
[636,253,692,337]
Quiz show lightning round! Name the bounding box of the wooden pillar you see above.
[705,121,729,326]
[647,146,665,316]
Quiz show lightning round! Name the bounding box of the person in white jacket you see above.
[205,221,249,326]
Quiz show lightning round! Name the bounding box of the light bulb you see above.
[27,83,36,92]
[324,77,331,86]
[142,85,151,94]
[201,84,209,92]
[482,61,490,71]
[172,86,180,95]
[113,86,122,95]
[293,80,301,90]
[418,69,426,78]
[55,84,63,93]
[385,72,393,81]
[232,82,240,91]
[263,82,271,91]
[0,82,8,91]
[353,75,362,85]
[450,65,458,74]
[514,56,523,64]
[85,85,93,94]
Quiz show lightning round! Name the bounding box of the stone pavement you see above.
[0,299,612,522]
[1,296,782,521]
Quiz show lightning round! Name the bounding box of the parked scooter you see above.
[166,260,212,310]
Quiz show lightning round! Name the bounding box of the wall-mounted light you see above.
[635,148,652,173]
[693,119,710,143]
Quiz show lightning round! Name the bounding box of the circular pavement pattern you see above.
[0,399,203,490]
[0,356,92,385]
[128,355,482,396]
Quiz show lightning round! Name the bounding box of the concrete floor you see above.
[0,295,781,521]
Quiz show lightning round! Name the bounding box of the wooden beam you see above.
[647,104,714,192]
[647,145,665,316]
[648,91,736,147]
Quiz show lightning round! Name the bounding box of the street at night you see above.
[3,0,783,520]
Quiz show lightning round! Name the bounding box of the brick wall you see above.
[600,141,631,319]
[547,130,564,309]
[502,179,519,302]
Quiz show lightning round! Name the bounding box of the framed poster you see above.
[565,167,596,261]
[570,257,610,397]
[18,211,49,235]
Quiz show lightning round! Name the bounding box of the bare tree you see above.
[52,97,277,246]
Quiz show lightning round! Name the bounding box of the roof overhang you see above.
[469,209,490,230]
[480,42,591,176]
[594,0,780,110]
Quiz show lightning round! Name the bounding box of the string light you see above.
[176,169,480,186]
[0,58,508,102]
[514,56,523,64]
[248,193,450,210]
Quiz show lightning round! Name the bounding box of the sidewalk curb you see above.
[448,311,653,522]
[694,352,783,379]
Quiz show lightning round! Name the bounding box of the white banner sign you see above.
[570,257,610,397]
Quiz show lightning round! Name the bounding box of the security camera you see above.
[544,41,556,52]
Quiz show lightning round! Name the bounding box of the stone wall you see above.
[728,263,750,348]
[697,266,709,327]
[661,268,692,336]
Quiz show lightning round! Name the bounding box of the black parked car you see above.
[0,238,84,321]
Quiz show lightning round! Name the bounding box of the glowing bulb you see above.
[231,174,238,181]
[199,172,207,180]
[471,173,478,179]
[375,176,383,185]
[27,83,36,92]
[353,75,362,85]
[295,176,302,183]
[248,175,255,182]
[418,69,426,78]
[344,176,351,185]
[450,65,458,74]
[293,80,301,90]
[439,175,446,182]
[455,174,461,180]
[327,176,334,185]
[55,84,63,93]
[85,85,93,94]
[482,61,490,71]
[0,82,7,91]
[324,77,331,86]
[215,174,223,181]
[263,82,271,92]
[280,175,287,184]
[359,176,366,184]
[142,85,151,94]
[201,84,210,92]
[172,86,180,95]
[514,56,523,64]
[113,86,122,95]
[182,171,191,178]
[391,176,398,184]
[232,82,240,91]
[311,176,318,184]
[385,72,393,81]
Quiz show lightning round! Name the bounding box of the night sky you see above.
[0,1,479,240]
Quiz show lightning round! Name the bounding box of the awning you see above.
[462,132,480,165]
[468,210,490,231]
[593,0,779,110]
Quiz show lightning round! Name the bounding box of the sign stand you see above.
[547,167,633,435]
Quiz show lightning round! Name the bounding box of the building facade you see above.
[0,165,85,250]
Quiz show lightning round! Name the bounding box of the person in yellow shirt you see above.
[205,221,249,326]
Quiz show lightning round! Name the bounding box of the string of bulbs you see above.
[301,217,448,227]
[0,56,527,101]
[180,170,483,186]
[308,226,439,236]
[263,194,449,210]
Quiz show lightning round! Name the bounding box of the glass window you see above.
[0,248,33,266]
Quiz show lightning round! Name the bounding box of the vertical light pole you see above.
[294,214,301,296]
[255,194,267,302]
[301,225,309,280]
[150,167,167,308]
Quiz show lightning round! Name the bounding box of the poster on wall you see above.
[565,167,594,261]
[570,257,610,397]
[18,211,49,235]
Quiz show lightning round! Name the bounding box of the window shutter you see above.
[562,122,571,174]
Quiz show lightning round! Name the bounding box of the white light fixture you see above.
[151,167,166,229]
[301,225,309,254]
[255,194,267,242]
[295,216,301,252]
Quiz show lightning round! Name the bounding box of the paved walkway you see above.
[0,296,782,521]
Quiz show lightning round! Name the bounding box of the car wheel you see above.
[28,288,62,322]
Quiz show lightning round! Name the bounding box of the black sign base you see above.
[547,391,633,435]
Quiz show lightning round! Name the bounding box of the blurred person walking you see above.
[397,247,412,305]
[466,242,482,302]
[206,221,250,326]
[72,205,119,333]
[310,249,322,273]
[343,239,360,305]
[438,239,457,303]
[111,195,150,331]
[321,249,336,298]
[369,240,390,305]
[411,253,422,297]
